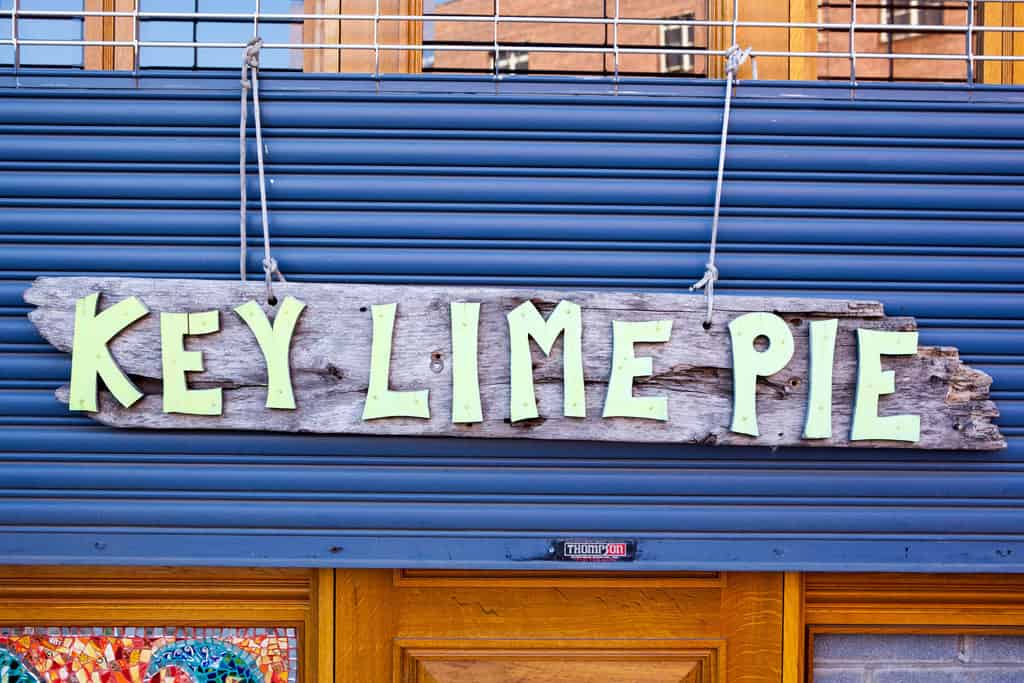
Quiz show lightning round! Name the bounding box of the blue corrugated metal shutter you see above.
[1,75,1021,570]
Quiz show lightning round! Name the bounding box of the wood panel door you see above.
[334,570,783,682]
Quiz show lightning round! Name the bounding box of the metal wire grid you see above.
[2,0,1024,82]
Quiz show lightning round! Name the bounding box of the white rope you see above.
[690,43,754,328]
[240,36,286,304]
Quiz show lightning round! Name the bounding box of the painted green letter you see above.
[803,318,838,439]
[362,303,430,420]
[850,329,921,442]
[160,310,222,415]
[68,292,149,411]
[235,296,306,410]
[451,302,482,423]
[507,300,585,422]
[729,312,794,437]
[602,320,673,421]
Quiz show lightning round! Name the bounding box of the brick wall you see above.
[817,5,968,81]
[430,0,708,75]
[814,635,1024,682]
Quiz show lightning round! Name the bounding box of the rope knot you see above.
[689,263,719,292]
[724,44,755,78]
[263,256,281,278]
[244,36,263,69]
[690,262,719,327]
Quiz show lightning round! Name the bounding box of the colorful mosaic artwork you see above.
[0,627,297,683]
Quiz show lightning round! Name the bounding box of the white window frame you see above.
[660,14,695,74]
[491,50,529,73]
[880,0,944,42]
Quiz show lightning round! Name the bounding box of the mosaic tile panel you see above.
[0,627,297,683]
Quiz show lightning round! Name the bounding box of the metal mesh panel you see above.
[0,1,1021,82]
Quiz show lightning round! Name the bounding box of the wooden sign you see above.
[26,277,1003,450]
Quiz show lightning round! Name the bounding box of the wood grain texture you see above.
[396,584,724,639]
[787,0,818,81]
[397,645,714,683]
[339,569,776,682]
[782,572,805,683]
[316,569,335,683]
[336,570,396,683]
[721,573,784,683]
[805,572,1024,628]
[394,569,722,589]
[26,276,1003,449]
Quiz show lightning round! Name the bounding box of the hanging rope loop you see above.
[690,43,755,328]
[239,35,285,304]
[263,256,284,303]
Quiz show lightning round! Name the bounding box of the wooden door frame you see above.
[787,571,1024,682]
[5,567,1024,682]
[0,565,332,683]
[338,569,783,683]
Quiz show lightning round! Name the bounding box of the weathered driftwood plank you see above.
[26,276,1003,450]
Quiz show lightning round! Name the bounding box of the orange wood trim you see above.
[394,569,723,589]
[113,0,135,71]
[788,0,817,80]
[83,0,108,70]
[981,3,1004,84]
[707,0,729,79]
[1014,2,1024,84]
[725,1,790,81]
[394,640,722,683]
[782,572,805,683]
[315,569,334,683]
[335,570,396,683]
[403,0,423,74]
[304,0,341,73]
[84,0,136,71]
[805,573,1024,628]
[721,572,783,683]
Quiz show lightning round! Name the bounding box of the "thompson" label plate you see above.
[553,540,637,562]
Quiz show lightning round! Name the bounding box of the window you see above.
[138,0,304,70]
[881,0,944,42]
[660,14,695,74]
[0,0,84,67]
[491,49,528,74]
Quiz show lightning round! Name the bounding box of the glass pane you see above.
[139,0,194,67]
[0,10,10,66]
[622,1,708,77]
[0,626,298,683]
[2,0,83,67]
[815,634,1024,681]
[817,1,968,83]
[197,0,301,69]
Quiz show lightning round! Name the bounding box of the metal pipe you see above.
[2,8,1022,34]
[967,0,976,84]
[2,38,1016,63]
[612,0,619,81]
[11,0,18,73]
[491,0,500,78]
[850,0,857,87]
[0,3,1019,73]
